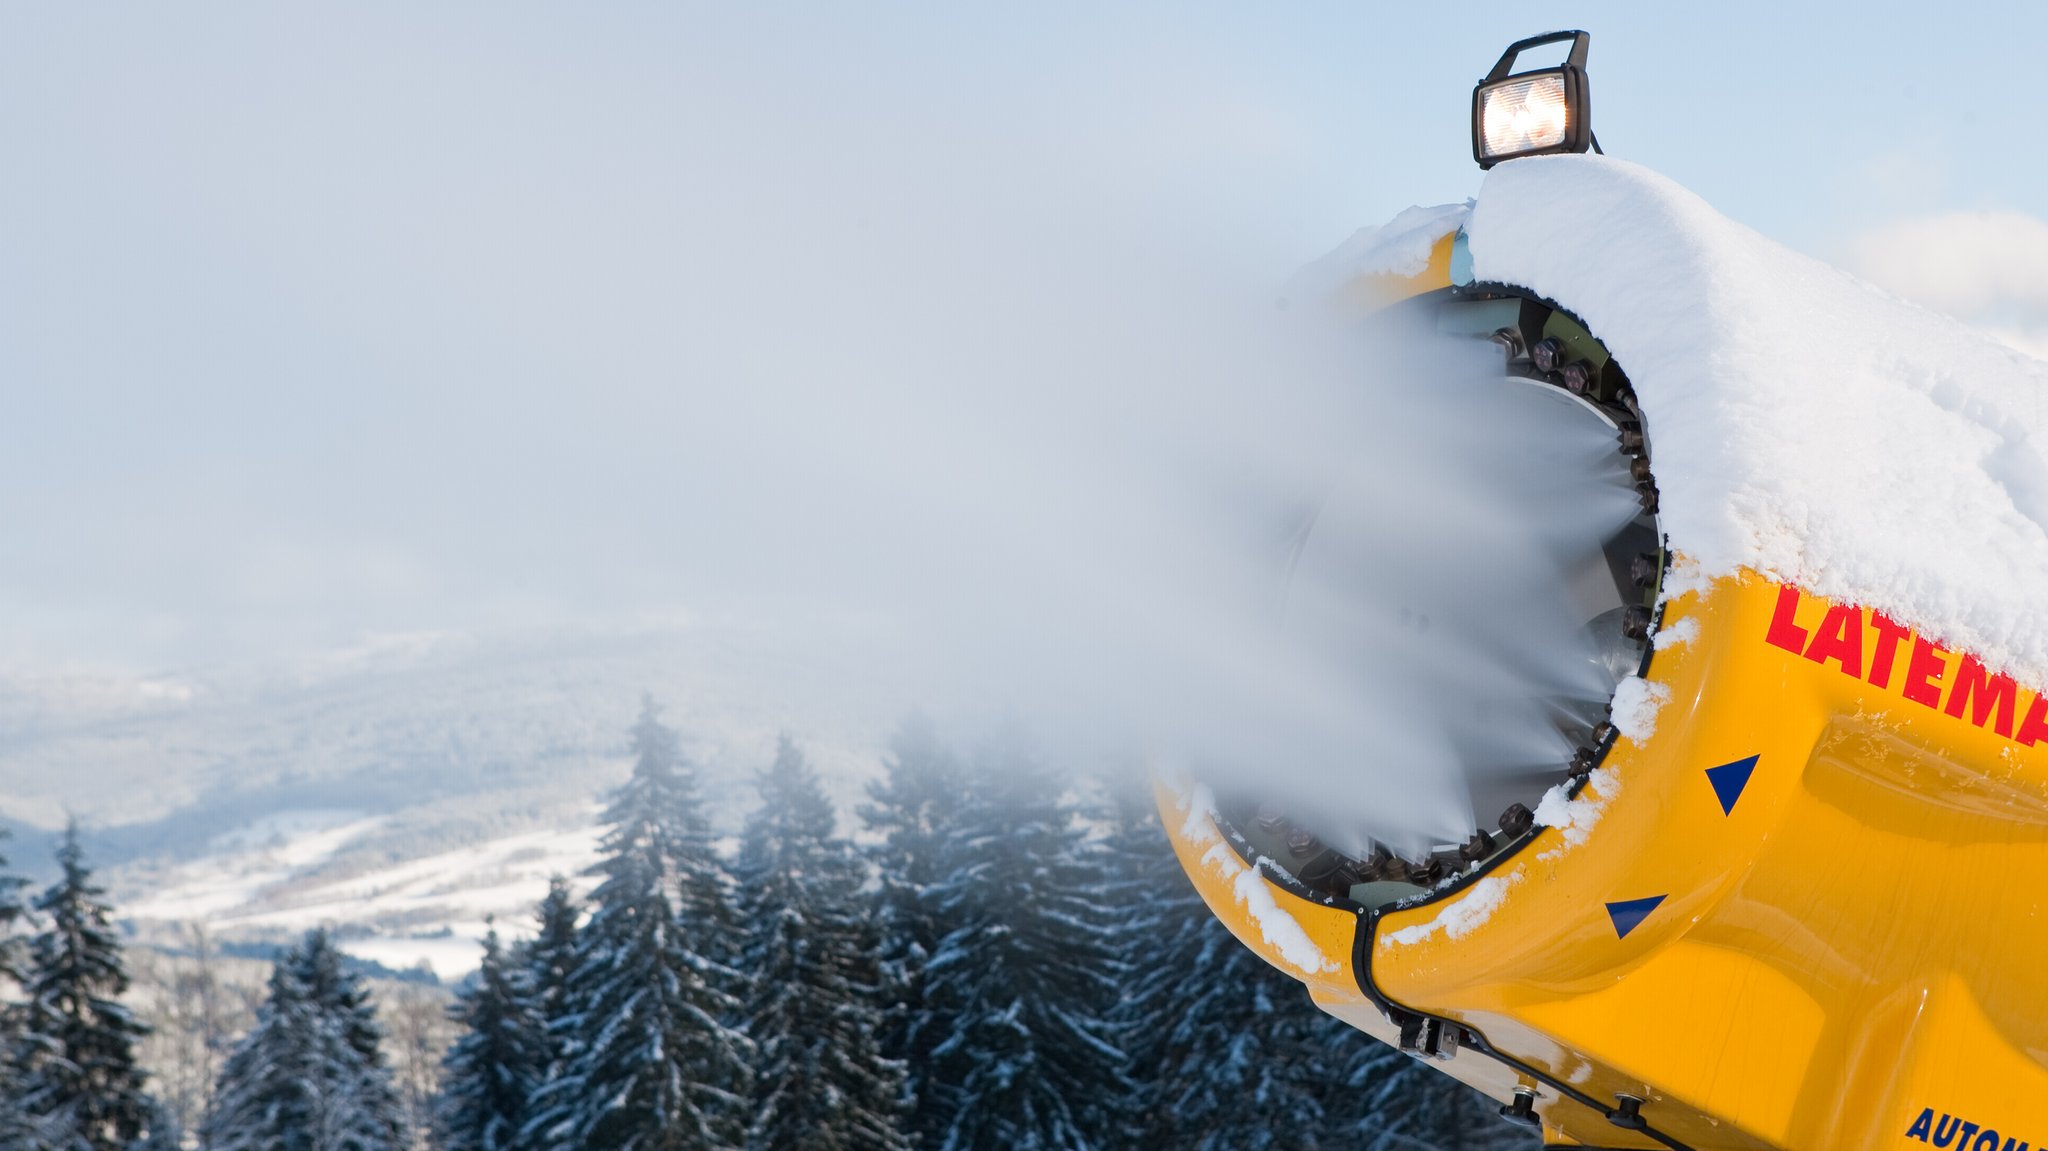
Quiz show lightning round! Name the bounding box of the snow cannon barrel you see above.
[1160,155,2048,1151]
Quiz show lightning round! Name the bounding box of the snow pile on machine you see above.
[1466,156,2048,690]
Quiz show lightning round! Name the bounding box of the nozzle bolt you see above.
[1629,455,1654,485]
[1253,803,1288,834]
[1622,605,1654,642]
[1631,552,1660,588]
[1458,828,1497,863]
[1635,480,1660,513]
[1569,747,1598,777]
[1284,827,1319,858]
[1498,803,1535,838]
[1618,423,1646,452]
[1325,860,1366,891]
[1491,327,1526,360]
[1561,361,1595,395]
[1530,337,1564,374]
[1591,720,1617,745]
[1407,857,1446,885]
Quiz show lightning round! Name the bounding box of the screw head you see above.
[1499,1087,1541,1129]
[1458,829,1497,862]
[1569,747,1597,777]
[1607,1095,1648,1131]
[1407,857,1446,885]
[1530,337,1564,373]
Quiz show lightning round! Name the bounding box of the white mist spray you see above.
[777,289,1648,858]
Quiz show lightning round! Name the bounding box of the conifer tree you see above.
[620,696,738,943]
[737,736,910,1151]
[1104,783,1340,1151]
[0,828,46,1148]
[1337,1043,1536,1151]
[201,929,405,1151]
[17,823,155,1151]
[1146,915,1344,1151]
[918,735,1132,1151]
[857,715,965,1141]
[0,1058,81,1151]
[133,1100,184,1151]
[440,927,548,1151]
[285,930,407,1147]
[521,877,580,1077]
[0,828,32,990]
[283,931,397,1075]
[521,698,753,1151]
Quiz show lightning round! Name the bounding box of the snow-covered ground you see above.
[122,812,604,980]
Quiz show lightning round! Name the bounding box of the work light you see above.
[1472,31,1593,169]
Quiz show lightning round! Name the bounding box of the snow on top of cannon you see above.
[1467,154,2048,691]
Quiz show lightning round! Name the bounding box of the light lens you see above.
[1480,73,1570,159]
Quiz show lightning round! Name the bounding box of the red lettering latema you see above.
[1761,588,2043,749]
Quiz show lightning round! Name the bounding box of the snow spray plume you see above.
[734,283,1643,856]
[2,9,1642,853]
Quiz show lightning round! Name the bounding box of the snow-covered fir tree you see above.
[1102,784,1340,1151]
[520,876,581,1083]
[284,929,409,1147]
[0,1093,84,1151]
[1337,1042,1536,1151]
[283,933,390,1064]
[857,715,965,1142]
[520,699,753,1151]
[736,736,911,1151]
[133,1101,184,1151]
[201,929,406,1151]
[0,1039,82,1151]
[918,734,1132,1151]
[1142,912,1345,1151]
[17,823,155,1151]
[623,696,741,949]
[0,828,31,991]
[439,926,548,1151]
[1085,776,1174,1149]
[0,829,51,1149]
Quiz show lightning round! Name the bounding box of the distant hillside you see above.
[0,620,904,976]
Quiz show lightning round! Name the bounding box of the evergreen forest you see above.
[0,700,1533,1151]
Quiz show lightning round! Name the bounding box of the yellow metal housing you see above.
[1159,232,2048,1151]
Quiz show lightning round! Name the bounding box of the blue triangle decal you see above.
[1704,755,1760,815]
[1605,895,1666,940]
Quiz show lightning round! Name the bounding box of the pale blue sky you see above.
[4,4,2042,672]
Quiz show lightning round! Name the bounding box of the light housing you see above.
[1471,30,1592,169]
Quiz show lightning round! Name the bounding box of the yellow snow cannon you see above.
[1159,31,2048,1151]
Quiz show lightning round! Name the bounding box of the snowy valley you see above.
[1,622,898,981]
